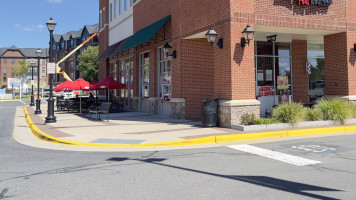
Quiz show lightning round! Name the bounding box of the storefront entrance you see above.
[255,41,292,116]
[119,57,133,111]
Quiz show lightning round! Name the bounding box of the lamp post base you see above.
[45,98,56,123]
[30,95,35,106]
[35,99,41,114]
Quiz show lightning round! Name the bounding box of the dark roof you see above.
[53,34,61,43]
[0,47,49,58]
[86,24,99,35]
[72,28,83,38]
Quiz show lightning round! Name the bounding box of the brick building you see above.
[98,0,356,128]
[52,24,99,83]
[0,45,49,89]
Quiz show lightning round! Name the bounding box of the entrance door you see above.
[255,42,292,116]
[157,47,172,116]
[119,57,133,111]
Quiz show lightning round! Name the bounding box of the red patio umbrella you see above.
[54,80,72,92]
[93,77,126,102]
[66,78,90,91]
[94,77,126,90]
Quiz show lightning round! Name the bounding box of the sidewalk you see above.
[14,102,356,152]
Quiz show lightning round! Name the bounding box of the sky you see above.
[0,0,98,48]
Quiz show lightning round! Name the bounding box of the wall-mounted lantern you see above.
[205,28,223,49]
[241,24,255,48]
[163,42,177,58]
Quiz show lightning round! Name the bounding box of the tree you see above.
[78,46,98,82]
[12,59,29,99]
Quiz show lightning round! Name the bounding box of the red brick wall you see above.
[254,0,347,31]
[292,40,308,103]
[182,39,214,120]
[98,0,109,81]
[324,32,348,95]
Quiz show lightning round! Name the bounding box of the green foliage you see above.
[348,102,356,118]
[254,118,280,125]
[78,46,99,82]
[240,113,256,125]
[272,102,307,125]
[314,98,352,124]
[305,107,323,121]
[12,59,29,78]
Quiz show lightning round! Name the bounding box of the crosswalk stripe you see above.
[228,144,322,166]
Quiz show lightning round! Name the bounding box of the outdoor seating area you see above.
[53,77,127,119]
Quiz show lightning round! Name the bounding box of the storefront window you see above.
[120,57,133,110]
[256,42,291,98]
[140,52,150,97]
[158,47,172,100]
[307,44,325,101]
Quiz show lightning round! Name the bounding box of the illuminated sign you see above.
[298,0,332,5]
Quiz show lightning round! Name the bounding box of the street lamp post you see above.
[35,49,42,114]
[30,63,35,106]
[45,18,56,123]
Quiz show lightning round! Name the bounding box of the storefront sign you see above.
[258,86,274,96]
[298,0,332,5]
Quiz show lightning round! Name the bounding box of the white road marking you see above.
[228,144,322,166]
[292,144,336,153]
[19,100,26,105]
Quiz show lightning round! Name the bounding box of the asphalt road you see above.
[1,101,356,200]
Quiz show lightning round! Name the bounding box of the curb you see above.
[23,106,356,148]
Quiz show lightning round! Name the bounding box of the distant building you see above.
[51,24,99,83]
[0,45,49,89]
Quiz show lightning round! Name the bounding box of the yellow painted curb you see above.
[22,106,356,148]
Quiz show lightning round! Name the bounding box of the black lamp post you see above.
[30,63,35,106]
[35,49,42,114]
[45,17,56,123]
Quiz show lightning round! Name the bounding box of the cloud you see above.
[15,24,45,32]
[46,0,63,3]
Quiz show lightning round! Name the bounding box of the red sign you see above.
[298,0,332,5]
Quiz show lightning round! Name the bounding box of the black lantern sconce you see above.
[163,43,177,58]
[241,24,255,48]
[205,28,223,49]
[354,43,356,52]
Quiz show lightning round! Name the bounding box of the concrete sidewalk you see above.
[14,102,356,152]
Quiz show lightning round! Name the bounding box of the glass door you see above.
[255,41,292,116]
[119,57,133,111]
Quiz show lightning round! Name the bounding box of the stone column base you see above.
[218,99,260,128]
[170,98,186,119]
[132,97,140,112]
[148,97,158,115]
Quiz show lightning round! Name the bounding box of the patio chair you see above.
[88,102,112,121]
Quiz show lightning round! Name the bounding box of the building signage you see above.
[298,0,332,5]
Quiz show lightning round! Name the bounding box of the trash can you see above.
[201,99,218,127]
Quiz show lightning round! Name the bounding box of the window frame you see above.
[139,51,150,98]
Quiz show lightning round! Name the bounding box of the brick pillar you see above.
[324,33,348,96]
[292,40,308,103]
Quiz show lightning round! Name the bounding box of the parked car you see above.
[44,89,56,97]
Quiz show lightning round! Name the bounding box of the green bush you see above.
[348,102,356,118]
[272,102,307,125]
[305,107,323,121]
[254,117,280,125]
[314,99,352,124]
[240,113,256,125]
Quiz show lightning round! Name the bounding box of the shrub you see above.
[254,117,280,125]
[314,98,351,124]
[348,102,356,118]
[240,113,256,125]
[272,102,307,125]
[305,107,323,121]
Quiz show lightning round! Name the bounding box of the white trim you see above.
[219,99,260,106]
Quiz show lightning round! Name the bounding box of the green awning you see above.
[120,15,171,52]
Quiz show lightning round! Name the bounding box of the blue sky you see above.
[0,0,98,48]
